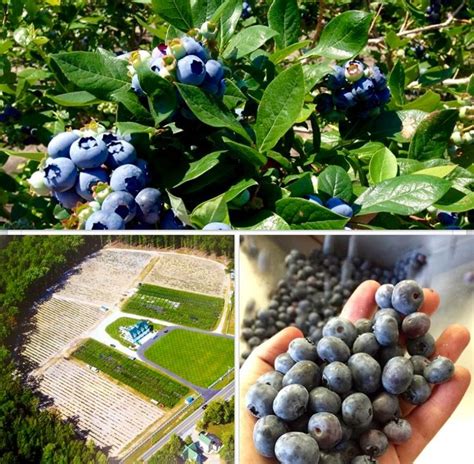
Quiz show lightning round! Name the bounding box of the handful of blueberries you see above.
[28,124,163,230]
[246,279,454,463]
[316,60,391,121]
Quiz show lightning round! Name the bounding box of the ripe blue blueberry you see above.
[437,211,458,226]
[106,140,137,169]
[372,392,400,424]
[308,412,343,450]
[160,210,186,229]
[322,361,352,394]
[391,280,424,315]
[322,317,357,347]
[85,211,125,230]
[401,312,431,339]
[326,66,346,90]
[132,74,144,96]
[341,392,373,428]
[201,59,224,94]
[176,55,206,85]
[406,333,435,357]
[98,132,121,145]
[253,415,288,458]
[326,197,345,209]
[308,387,341,415]
[288,338,318,362]
[275,432,320,464]
[352,456,377,464]
[135,188,163,225]
[70,136,108,169]
[274,352,296,374]
[334,90,357,110]
[75,168,109,201]
[43,157,78,192]
[246,382,278,418]
[181,36,208,61]
[423,356,455,384]
[355,318,373,335]
[331,203,353,218]
[316,93,334,115]
[348,353,381,394]
[373,308,402,326]
[402,375,431,405]
[47,131,80,158]
[375,284,394,309]
[110,163,146,195]
[135,158,151,183]
[352,78,375,100]
[307,194,324,206]
[257,371,284,392]
[317,336,351,363]
[377,87,391,104]
[409,355,431,375]
[273,384,309,421]
[370,66,387,91]
[283,360,320,391]
[203,222,232,230]
[359,429,388,457]
[383,418,412,444]
[382,356,414,395]
[54,189,83,209]
[101,191,137,223]
[352,333,380,357]
[373,315,399,347]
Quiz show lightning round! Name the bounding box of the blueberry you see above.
[326,197,346,209]
[342,393,373,428]
[308,412,343,450]
[283,360,320,391]
[275,432,320,464]
[326,66,346,90]
[437,211,458,226]
[376,87,391,104]
[322,361,352,394]
[423,356,455,384]
[257,370,284,393]
[410,355,431,375]
[334,90,357,110]
[372,392,400,424]
[372,308,402,326]
[317,336,351,363]
[85,211,125,230]
[70,136,108,169]
[402,312,431,339]
[110,163,146,195]
[101,191,137,223]
[274,352,296,374]
[246,382,278,418]
[181,36,208,61]
[352,78,375,100]
[344,60,365,82]
[176,55,206,85]
[307,194,324,206]
[43,158,78,192]
[352,333,380,357]
[75,168,109,201]
[98,132,121,145]
[406,333,435,357]
[355,319,373,335]
[160,210,186,229]
[323,317,357,347]
[373,315,399,347]
[375,284,394,309]
[383,418,412,444]
[253,415,288,458]
[273,384,309,421]
[54,189,83,209]
[202,222,232,230]
[201,59,224,94]
[402,374,432,405]
[106,140,137,169]
[135,188,163,225]
[288,338,318,362]
[348,353,381,394]
[391,280,424,315]
[135,158,151,183]
[316,93,334,115]
[131,74,144,95]
[359,429,388,457]
[377,344,405,367]
[382,356,414,395]
[47,131,80,158]
[351,456,377,464]
[370,66,387,91]
[309,387,341,415]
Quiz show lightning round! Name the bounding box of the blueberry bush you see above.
[1,0,473,229]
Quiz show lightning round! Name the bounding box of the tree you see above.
[220,431,235,463]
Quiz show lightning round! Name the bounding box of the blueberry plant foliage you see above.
[1,0,473,229]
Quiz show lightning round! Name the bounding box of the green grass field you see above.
[73,339,188,407]
[105,317,164,345]
[123,284,224,330]
[144,330,234,388]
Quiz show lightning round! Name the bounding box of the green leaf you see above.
[255,64,305,152]
[53,204,70,221]
[223,178,258,202]
[50,52,129,100]
[276,198,349,229]
[268,0,300,49]
[223,138,267,168]
[218,0,242,49]
[190,0,220,26]
[318,165,353,202]
[286,172,314,197]
[307,10,373,60]
[302,62,332,93]
[176,83,251,141]
[403,90,441,112]
[110,86,153,122]
[434,189,474,213]
[115,122,155,135]
[190,194,229,228]
[413,165,457,178]
[0,148,44,161]
[167,191,192,225]
[48,91,100,107]
[268,150,292,170]
[369,147,398,184]
[388,61,405,106]
[355,174,451,215]
[151,0,193,32]
[174,151,225,186]
[408,109,458,160]
[269,40,311,64]
[235,210,291,230]
[223,25,278,59]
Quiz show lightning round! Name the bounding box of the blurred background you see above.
[239,234,474,464]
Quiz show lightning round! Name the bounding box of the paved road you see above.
[139,381,235,462]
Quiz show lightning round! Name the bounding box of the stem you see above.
[312,0,326,47]
[369,3,384,36]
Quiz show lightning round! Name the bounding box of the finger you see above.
[397,366,471,463]
[418,288,440,317]
[341,280,380,322]
[400,324,470,416]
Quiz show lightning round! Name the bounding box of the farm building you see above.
[181,443,204,463]
[198,432,221,453]
[119,320,151,344]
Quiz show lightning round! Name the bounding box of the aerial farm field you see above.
[143,329,234,388]
[123,284,225,330]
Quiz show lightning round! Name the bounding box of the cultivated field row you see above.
[39,359,164,456]
[22,298,103,366]
[145,253,225,296]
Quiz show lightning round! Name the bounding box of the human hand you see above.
[239,280,471,464]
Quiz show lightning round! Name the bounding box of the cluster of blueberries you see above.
[241,248,427,363]
[246,279,455,464]
[242,1,252,19]
[316,60,391,121]
[306,195,354,219]
[0,105,21,123]
[426,0,448,24]
[129,28,226,98]
[28,127,163,230]
[408,43,428,61]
